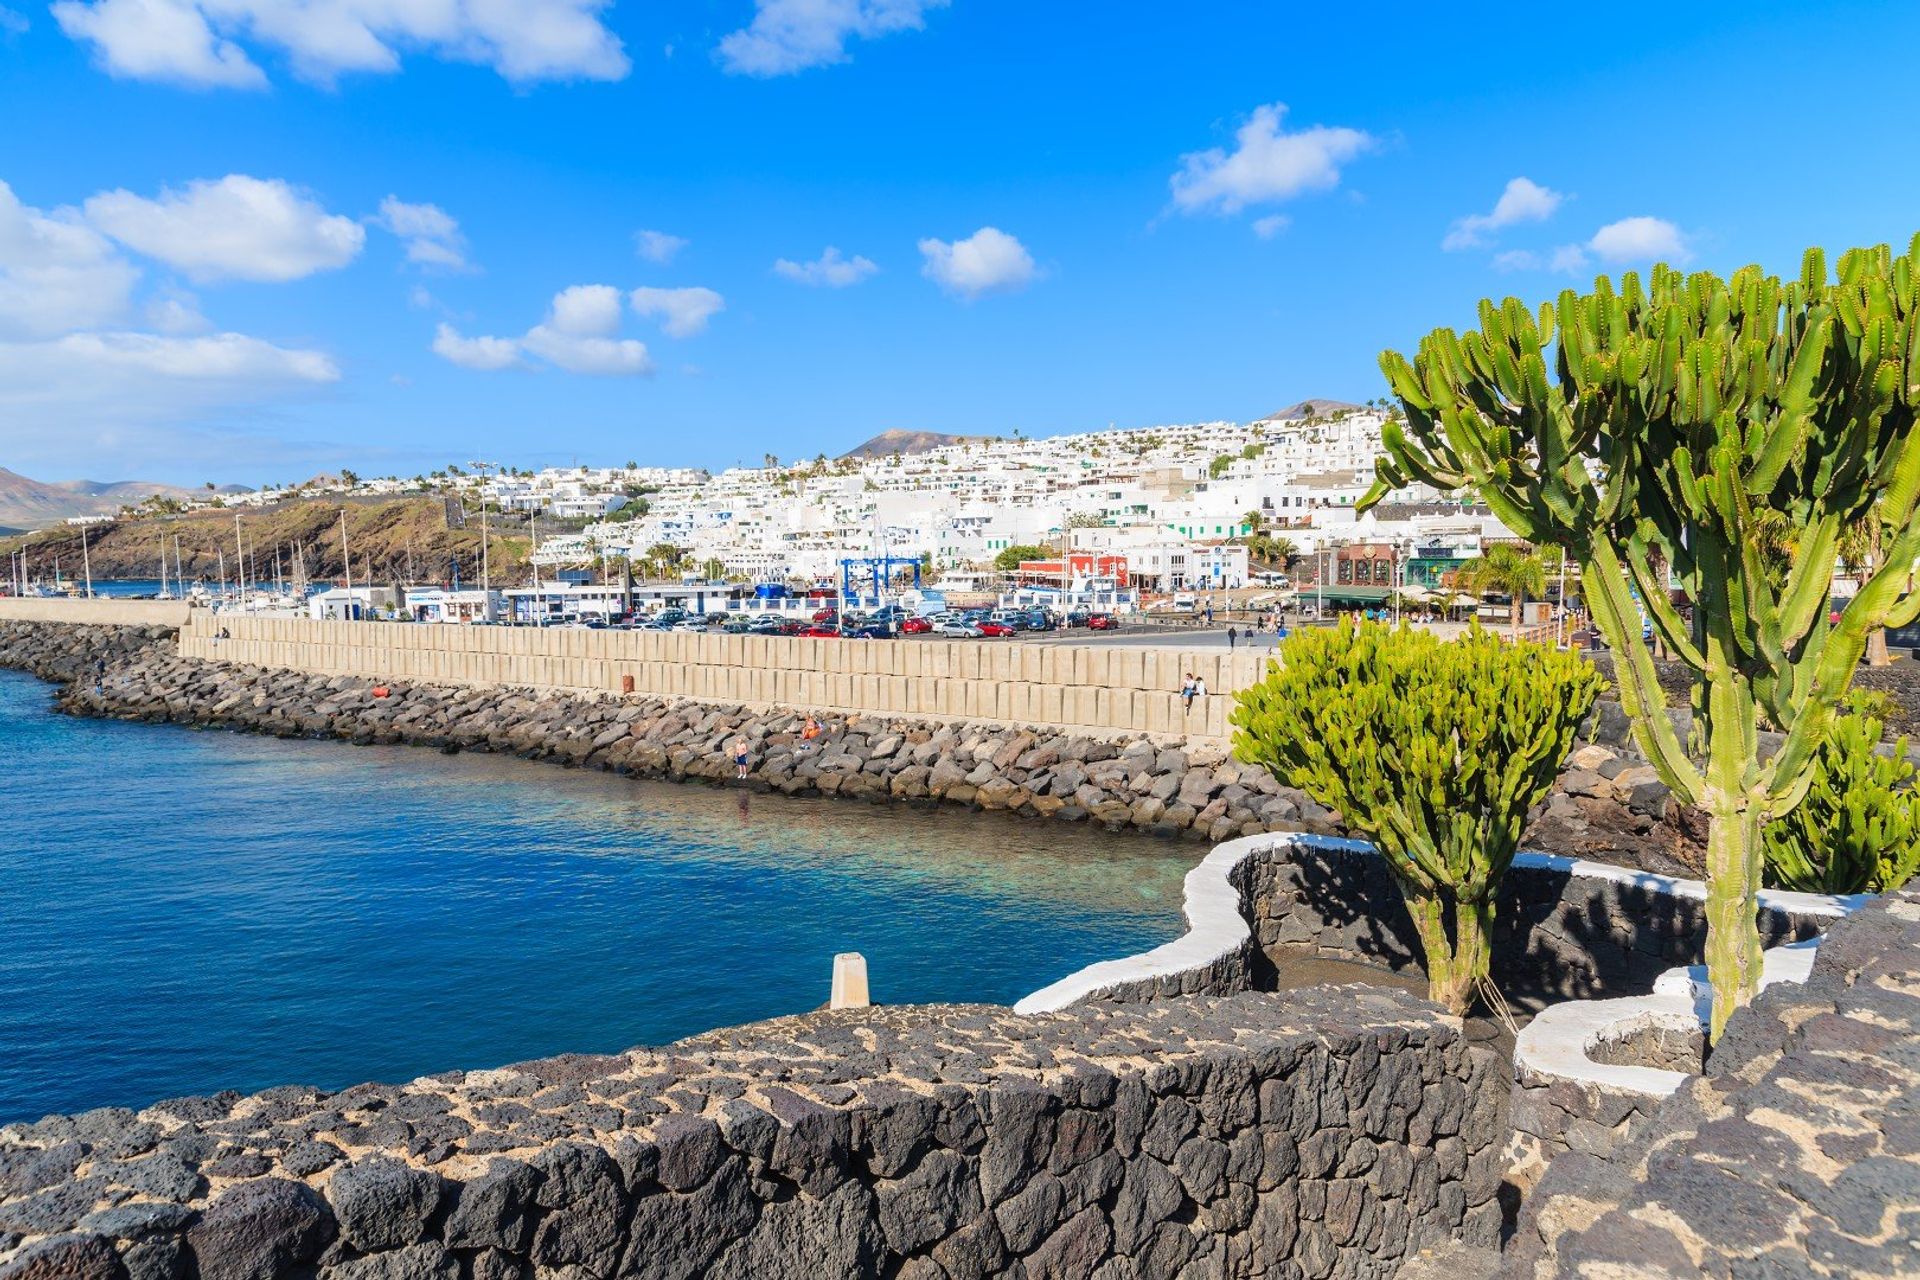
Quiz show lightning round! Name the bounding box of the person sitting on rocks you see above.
[800,715,821,752]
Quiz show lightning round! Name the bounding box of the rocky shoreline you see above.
[0,620,1704,875]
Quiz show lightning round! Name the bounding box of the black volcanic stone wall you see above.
[1239,842,1832,1012]
[0,991,1508,1280]
[1502,887,1920,1280]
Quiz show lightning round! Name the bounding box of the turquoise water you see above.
[0,670,1190,1123]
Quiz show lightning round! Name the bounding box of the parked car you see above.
[811,607,839,623]
[672,617,708,631]
[776,619,809,635]
[799,624,841,638]
[936,620,984,638]
[1023,611,1056,632]
[1087,613,1119,631]
[846,623,896,640]
[1065,609,1091,627]
[977,621,1015,637]
[900,616,932,634]
[722,618,754,633]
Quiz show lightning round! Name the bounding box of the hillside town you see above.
[43,398,1528,622]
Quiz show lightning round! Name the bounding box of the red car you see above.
[977,621,1015,637]
[899,616,932,634]
[811,607,839,623]
[799,624,841,638]
[1087,613,1119,631]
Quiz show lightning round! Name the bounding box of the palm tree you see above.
[1458,545,1546,639]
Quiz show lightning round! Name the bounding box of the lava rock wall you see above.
[1502,887,1920,1279]
[0,992,1508,1280]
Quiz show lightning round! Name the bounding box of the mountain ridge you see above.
[0,468,245,530]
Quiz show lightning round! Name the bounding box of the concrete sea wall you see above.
[176,614,1269,743]
[0,620,1699,871]
[0,599,194,629]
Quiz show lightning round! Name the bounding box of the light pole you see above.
[468,461,497,620]
[339,509,353,620]
[80,524,93,598]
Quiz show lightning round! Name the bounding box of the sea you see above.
[0,667,1191,1124]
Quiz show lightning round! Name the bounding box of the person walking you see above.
[1227,625,1238,649]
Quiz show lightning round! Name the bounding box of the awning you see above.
[1305,585,1394,605]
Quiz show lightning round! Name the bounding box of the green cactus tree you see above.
[1231,620,1604,1014]
[1763,698,1920,895]
[1362,236,1920,1037]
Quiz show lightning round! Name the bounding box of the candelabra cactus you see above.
[1231,621,1603,1015]
[1361,235,1920,1037]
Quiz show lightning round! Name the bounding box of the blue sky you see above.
[2,0,1917,486]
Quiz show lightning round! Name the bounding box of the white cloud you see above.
[718,0,946,76]
[0,331,339,449]
[917,227,1035,299]
[85,174,363,283]
[0,174,341,465]
[1492,249,1540,272]
[145,289,209,333]
[0,180,139,339]
[0,6,30,35]
[1170,103,1374,217]
[550,283,624,336]
[52,0,266,88]
[1587,216,1690,264]
[1443,177,1564,251]
[432,284,653,376]
[432,322,520,371]
[50,0,628,89]
[376,196,469,271]
[773,245,878,287]
[634,229,687,264]
[522,324,651,374]
[2,329,336,381]
[1549,244,1589,274]
[630,285,725,337]
[1251,215,1288,240]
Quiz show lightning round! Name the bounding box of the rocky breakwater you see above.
[0,621,174,688]
[0,987,1509,1280]
[7,627,1695,870]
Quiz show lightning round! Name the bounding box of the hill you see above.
[838,429,997,460]
[0,468,243,530]
[0,496,530,585]
[1259,399,1365,422]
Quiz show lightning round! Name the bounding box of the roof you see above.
[1306,585,1395,604]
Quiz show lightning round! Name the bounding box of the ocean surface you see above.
[0,668,1192,1124]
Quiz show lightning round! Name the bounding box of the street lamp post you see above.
[467,461,498,621]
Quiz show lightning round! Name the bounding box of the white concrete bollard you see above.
[830,952,870,1010]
